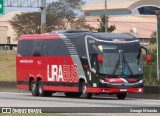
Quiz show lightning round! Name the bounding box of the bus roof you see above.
[19,31,137,41]
[62,32,138,41]
[92,33,137,40]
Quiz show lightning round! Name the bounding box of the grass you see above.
[0,50,16,81]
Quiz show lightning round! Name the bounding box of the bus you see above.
[16,31,151,99]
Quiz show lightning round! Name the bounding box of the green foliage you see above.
[69,18,95,31]
[97,14,116,32]
[10,12,41,37]
[10,0,94,37]
[150,31,156,45]
[0,51,16,81]
[47,0,84,18]
[144,48,159,85]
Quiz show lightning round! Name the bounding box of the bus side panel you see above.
[16,56,79,92]
[38,56,79,92]
[16,57,39,89]
[16,37,80,92]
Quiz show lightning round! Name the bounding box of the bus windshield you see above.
[99,52,143,76]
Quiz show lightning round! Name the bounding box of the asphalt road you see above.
[0,92,160,113]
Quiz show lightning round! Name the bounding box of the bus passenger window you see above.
[33,51,41,56]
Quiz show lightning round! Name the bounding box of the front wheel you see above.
[38,80,52,97]
[30,80,38,96]
[81,82,92,99]
[116,93,127,100]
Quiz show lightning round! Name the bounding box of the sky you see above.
[4,0,99,14]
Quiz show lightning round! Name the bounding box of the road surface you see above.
[0,92,160,113]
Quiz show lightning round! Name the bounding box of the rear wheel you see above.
[116,93,127,99]
[30,80,38,96]
[38,80,52,97]
[81,82,92,99]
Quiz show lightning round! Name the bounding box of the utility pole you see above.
[41,0,46,34]
[156,10,160,82]
[105,0,108,33]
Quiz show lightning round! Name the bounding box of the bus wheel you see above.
[38,80,52,97]
[81,82,92,99]
[30,80,38,96]
[116,93,127,100]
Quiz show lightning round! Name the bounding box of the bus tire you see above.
[30,80,38,96]
[38,80,52,97]
[81,82,92,99]
[116,93,127,100]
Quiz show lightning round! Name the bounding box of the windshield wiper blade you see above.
[113,52,121,75]
[123,54,133,75]
[113,60,120,75]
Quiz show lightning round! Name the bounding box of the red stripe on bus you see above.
[86,88,143,93]
[43,86,78,92]
[19,34,60,40]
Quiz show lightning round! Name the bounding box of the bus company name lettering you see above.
[47,64,78,82]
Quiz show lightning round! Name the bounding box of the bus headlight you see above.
[100,79,105,83]
[138,79,143,83]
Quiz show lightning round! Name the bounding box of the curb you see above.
[0,81,16,88]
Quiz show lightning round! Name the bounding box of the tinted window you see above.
[18,40,33,56]
[32,40,43,56]
[43,40,69,56]
[18,39,69,56]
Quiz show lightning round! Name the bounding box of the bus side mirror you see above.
[83,64,88,69]
[141,46,151,62]
[98,54,103,62]
[146,54,151,62]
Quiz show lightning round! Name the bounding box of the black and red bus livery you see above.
[16,31,151,99]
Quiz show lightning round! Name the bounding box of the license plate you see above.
[120,89,127,92]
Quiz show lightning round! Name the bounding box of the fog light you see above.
[138,88,142,92]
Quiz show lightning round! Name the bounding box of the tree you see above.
[69,18,95,31]
[46,0,85,30]
[10,0,95,38]
[10,12,41,37]
[150,31,156,45]
[10,12,57,37]
[144,48,158,85]
[97,14,116,32]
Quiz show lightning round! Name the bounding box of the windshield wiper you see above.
[113,53,121,75]
[113,53,133,76]
[122,54,133,75]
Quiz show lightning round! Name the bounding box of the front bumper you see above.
[86,87,143,93]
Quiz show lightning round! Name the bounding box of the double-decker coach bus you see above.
[16,31,151,99]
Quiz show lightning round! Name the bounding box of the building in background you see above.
[0,11,22,50]
[82,0,159,45]
[0,0,159,48]
[0,26,7,44]
[85,15,156,45]
[82,0,160,16]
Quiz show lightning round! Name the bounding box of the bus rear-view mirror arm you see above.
[141,46,151,62]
